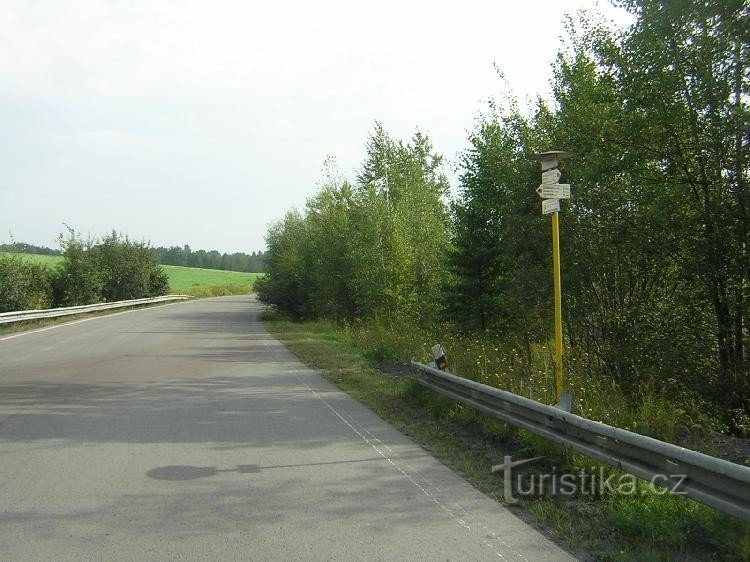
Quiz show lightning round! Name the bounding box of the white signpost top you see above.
[542,198,561,214]
[534,151,573,171]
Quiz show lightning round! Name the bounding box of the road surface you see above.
[0,295,575,560]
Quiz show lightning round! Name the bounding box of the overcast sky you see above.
[0,0,631,253]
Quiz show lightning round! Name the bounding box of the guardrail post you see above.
[431,344,447,370]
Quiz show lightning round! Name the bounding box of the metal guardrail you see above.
[410,360,750,521]
[0,295,191,324]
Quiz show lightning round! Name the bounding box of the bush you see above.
[94,231,169,301]
[0,254,53,312]
[54,228,169,306]
[54,232,102,306]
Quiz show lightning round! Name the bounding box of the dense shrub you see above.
[53,232,102,306]
[94,232,169,301]
[0,254,53,312]
[54,229,169,307]
[258,126,450,326]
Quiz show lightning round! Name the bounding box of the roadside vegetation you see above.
[0,229,168,312]
[1,248,259,307]
[257,1,750,559]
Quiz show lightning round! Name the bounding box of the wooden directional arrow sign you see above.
[542,198,560,214]
[536,184,571,199]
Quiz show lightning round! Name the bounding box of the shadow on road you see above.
[146,457,394,481]
[0,373,390,448]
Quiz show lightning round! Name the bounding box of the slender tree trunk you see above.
[731,36,749,408]
[713,276,737,406]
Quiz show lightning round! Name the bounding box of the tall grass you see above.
[346,319,720,443]
[177,283,253,298]
[344,318,750,556]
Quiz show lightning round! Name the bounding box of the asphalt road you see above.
[0,295,575,561]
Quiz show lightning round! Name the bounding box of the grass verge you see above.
[262,312,750,561]
[176,283,253,298]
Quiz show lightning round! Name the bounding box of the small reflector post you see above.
[431,344,447,370]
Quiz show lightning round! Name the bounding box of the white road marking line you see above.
[290,365,529,560]
[344,415,525,558]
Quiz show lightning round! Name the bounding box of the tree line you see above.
[0,242,61,256]
[153,245,266,272]
[0,229,169,312]
[257,0,749,427]
[1,241,266,273]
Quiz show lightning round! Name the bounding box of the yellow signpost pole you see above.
[535,150,571,403]
[551,210,563,400]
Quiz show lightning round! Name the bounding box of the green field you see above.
[161,265,260,290]
[3,252,63,268]
[2,252,260,293]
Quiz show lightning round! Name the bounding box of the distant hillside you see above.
[154,245,266,273]
[0,242,60,255]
